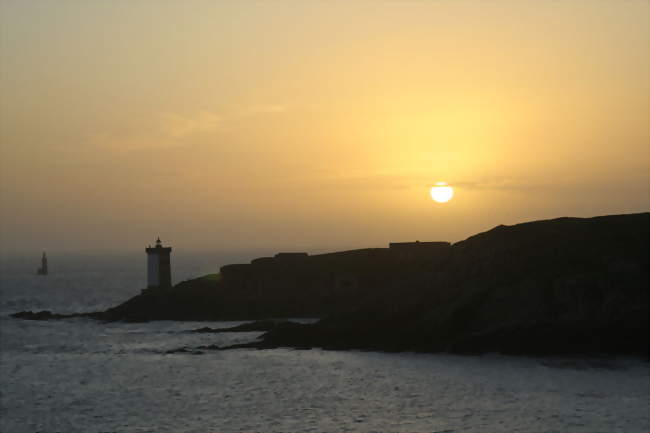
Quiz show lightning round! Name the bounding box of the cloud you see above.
[161,111,222,137]
[313,170,430,190]
[88,111,223,151]
[453,177,557,193]
[87,130,171,152]
[311,171,564,194]
[244,104,287,115]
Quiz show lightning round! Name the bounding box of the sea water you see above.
[1,252,649,433]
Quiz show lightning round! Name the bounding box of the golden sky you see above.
[1,0,648,252]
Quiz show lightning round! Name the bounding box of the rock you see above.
[188,320,288,333]
[248,213,649,356]
[165,347,204,355]
[190,327,217,333]
[11,310,62,320]
[10,310,104,321]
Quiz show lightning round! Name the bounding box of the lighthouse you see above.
[145,238,172,289]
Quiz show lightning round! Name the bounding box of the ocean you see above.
[1,252,648,433]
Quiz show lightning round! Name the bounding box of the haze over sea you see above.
[0,252,648,433]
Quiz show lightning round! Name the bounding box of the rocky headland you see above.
[12,212,649,356]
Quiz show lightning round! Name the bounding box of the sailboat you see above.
[36,252,48,275]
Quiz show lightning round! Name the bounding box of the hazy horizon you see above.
[1,0,648,253]
[2,211,649,256]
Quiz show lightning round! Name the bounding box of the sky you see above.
[1,0,648,253]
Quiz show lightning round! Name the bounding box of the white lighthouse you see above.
[146,238,172,289]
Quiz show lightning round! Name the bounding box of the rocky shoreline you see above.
[11,212,649,357]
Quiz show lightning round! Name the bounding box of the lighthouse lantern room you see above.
[146,238,172,289]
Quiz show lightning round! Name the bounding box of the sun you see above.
[430,182,454,203]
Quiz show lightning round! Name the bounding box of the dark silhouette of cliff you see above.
[253,213,648,356]
[100,242,452,322]
[12,212,649,356]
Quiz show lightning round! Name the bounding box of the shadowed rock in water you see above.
[188,320,282,333]
[11,212,649,356]
[11,310,103,321]
[11,310,68,320]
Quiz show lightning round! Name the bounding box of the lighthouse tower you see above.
[145,238,172,289]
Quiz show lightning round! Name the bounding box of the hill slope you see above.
[256,213,649,355]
